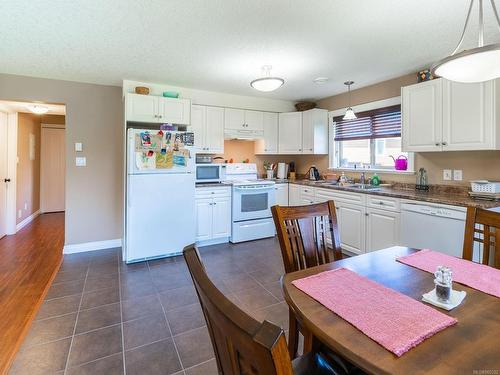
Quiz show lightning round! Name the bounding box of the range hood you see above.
[224,129,264,140]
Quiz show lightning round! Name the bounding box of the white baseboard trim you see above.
[16,210,40,232]
[63,239,122,254]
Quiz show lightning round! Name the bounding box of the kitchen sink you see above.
[349,183,381,190]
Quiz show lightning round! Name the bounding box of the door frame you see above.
[5,113,18,235]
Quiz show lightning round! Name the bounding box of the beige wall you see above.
[16,113,41,224]
[0,73,123,245]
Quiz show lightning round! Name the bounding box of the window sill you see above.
[328,167,415,175]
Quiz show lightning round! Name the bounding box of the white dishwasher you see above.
[400,201,481,261]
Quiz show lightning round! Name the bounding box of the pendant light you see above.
[250,65,284,92]
[431,0,500,83]
[27,105,49,114]
[343,81,357,120]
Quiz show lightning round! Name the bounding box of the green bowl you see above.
[162,91,179,98]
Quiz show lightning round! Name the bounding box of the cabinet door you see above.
[366,208,400,252]
[195,198,213,241]
[301,110,314,154]
[288,184,301,206]
[279,112,303,154]
[335,201,365,254]
[159,98,191,125]
[274,184,289,206]
[442,80,495,150]
[244,110,264,131]
[224,108,245,130]
[402,79,443,152]
[212,196,231,238]
[205,106,225,154]
[255,112,278,154]
[191,105,207,152]
[126,94,158,123]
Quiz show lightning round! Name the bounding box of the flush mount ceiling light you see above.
[27,105,49,114]
[313,77,329,84]
[250,65,284,92]
[431,0,500,83]
[343,81,357,121]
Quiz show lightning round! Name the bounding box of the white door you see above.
[274,184,289,206]
[40,127,65,213]
[288,184,301,206]
[0,112,8,238]
[191,105,207,152]
[127,94,158,123]
[212,196,231,238]
[205,106,225,154]
[195,198,212,241]
[224,108,245,130]
[402,79,443,152]
[301,110,314,154]
[365,208,400,252]
[279,112,302,154]
[159,97,191,125]
[335,201,365,254]
[442,80,494,151]
[244,110,264,131]
[255,112,278,154]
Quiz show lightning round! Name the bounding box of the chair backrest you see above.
[271,200,342,274]
[183,245,294,375]
[463,206,500,268]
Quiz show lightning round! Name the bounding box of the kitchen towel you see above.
[397,249,500,298]
[291,268,457,357]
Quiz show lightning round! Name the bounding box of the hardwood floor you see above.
[0,213,64,375]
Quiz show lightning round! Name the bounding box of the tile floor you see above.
[10,238,290,375]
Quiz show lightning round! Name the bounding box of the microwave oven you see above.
[196,164,225,183]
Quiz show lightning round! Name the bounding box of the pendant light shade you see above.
[431,0,500,83]
[250,65,284,92]
[343,81,357,121]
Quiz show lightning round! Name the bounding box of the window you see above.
[332,105,411,171]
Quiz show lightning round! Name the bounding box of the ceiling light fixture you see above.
[343,81,357,121]
[313,77,329,84]
[250,65,284,92]
[27,105,49,114]
[431,0,500,83]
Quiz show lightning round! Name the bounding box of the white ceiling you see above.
[1,0,499,101]
[0,100,66,115]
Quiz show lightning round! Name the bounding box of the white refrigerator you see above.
[125,128,195,263]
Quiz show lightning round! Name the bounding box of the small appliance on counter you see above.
[277,162,287,180]
[308,166,321,181]
[195,163,225,183]
[196,155,213,164]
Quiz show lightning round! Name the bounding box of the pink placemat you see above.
[292,268,457,357]
[397,249,500,298]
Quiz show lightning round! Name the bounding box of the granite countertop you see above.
[195,182,233,188]
[288,179,500,209]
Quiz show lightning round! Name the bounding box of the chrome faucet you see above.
[360,172,366,186]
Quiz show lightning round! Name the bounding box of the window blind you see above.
[333,105,401,141]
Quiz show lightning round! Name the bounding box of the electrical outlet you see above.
[75,157,86,167]
[18,210,22,219]
[453,170,463,181]
[24,203,28,210]
[443,169,452,181]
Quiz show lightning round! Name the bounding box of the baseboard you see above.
[63,239,122,254]
[16,210,40,232]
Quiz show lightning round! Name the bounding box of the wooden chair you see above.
[463,206,500,268]
[183,244,346,375]
[271,201,342,359]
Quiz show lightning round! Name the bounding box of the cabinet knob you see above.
[309,148,313,151]
[442,142,447,146]
[4,178,11,183]
[299,148,302,151]
[435,142,440,146]
[336,207,340,210]
[365,213,369,216]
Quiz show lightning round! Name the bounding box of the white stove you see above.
[225,164,276,243]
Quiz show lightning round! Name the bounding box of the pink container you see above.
[392,155,408,171]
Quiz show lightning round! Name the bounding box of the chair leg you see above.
[288,308,299,359]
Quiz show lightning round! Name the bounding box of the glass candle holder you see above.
[434,266,453,303]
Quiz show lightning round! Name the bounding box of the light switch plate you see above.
[75,157,86,167]
[443,169,452,181]
[75,142,83,152]
[453,170,463,181]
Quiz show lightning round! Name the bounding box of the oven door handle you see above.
[234,185,274,191]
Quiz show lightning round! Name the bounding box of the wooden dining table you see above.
[281,246,500,375]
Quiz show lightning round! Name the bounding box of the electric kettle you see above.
[308,166,321,181]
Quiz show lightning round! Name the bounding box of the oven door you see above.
[233,184,276,222]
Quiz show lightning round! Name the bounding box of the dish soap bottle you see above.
[371,173,380,186]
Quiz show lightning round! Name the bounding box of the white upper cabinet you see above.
[402,78,500,152]
[126,93,191,124]
[244,110,264,131]
[442,80,495,150]
[302,109,328,154]
[191,105,224,154]
[224,108,264,131]
[255,112,278,154]
[279,112,303,153]
[402,79,443,152]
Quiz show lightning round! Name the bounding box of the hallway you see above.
[0,213,64,375]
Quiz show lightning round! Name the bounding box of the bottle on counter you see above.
[371,173,380,186]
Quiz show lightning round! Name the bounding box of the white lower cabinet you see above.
[274,184,289,206]
[335,201,366,255]
[365,208,400,252]
[288,184,301,206]
[195,187,231,245]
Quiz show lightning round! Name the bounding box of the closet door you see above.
[40,127,65,213]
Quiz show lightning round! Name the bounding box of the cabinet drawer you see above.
[315,188,365,205]
[366,195,400,212]
[195,186,231,199]
[299,185,315,198]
